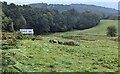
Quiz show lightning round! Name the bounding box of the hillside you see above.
[53,20,118,37]
[2,20,118,72]
[29,3,118,17]
[2,2,101,35]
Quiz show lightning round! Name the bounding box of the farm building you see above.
[20,29,34,35]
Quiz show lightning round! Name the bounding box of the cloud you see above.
[1,0,120,3]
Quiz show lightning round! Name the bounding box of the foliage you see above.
[14,32,23,40]
[1,32,18,50]
[29,3,118,20]
[2,2,100,35]
[107,26,117,37]
[22,35,42,40]
[2,13,13,32]
[2,39,17,50]
[76,11,100,29]
[14,32,42,40]
[15,15,27,30]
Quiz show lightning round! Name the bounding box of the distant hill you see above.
[29,3,118,17]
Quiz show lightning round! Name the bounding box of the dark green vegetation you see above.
[1,39,17,50]
[1,20,118,72]
[2,2,101,35]
[29,3,118,20]
[107,26,117,37]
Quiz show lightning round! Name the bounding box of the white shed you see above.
[20,29,34,35]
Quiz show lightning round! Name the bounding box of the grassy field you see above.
[1,20,118,72]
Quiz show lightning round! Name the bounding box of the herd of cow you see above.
[49,39,64,44]
[49,39,80,46]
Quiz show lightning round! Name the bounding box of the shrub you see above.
[107,26,117,37]
[2,56,16,66]
[2,39,17,50]
[14,32,23,40]
[2,32,15,40]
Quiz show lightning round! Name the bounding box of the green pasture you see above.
[1,20,119,72]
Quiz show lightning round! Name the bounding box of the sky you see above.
[0,0,120,9]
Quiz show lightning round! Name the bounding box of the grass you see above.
[52,20,118,37]
[1,20,119,72]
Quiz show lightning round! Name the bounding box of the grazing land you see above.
[1,20,118,72]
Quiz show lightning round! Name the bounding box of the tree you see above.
[62,9,80,29]
[2,12,13,32]
[107,26,117,37]
[76,11,100,30]
[2,2,101,34]
[15,15,27,30]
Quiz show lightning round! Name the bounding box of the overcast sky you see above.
[0,0,120,9]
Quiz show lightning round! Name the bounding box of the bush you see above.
[2,39,17,50]
[2,56,16,66]
[14,32,42,40]
[23,35,34,40]
[63,40,79,46]
[14,32,23,40]
[107,26,117,37]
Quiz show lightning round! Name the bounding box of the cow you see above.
[58,40,64,44]
[49,39,58,44]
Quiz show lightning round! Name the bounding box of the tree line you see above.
[2,2,100,35]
